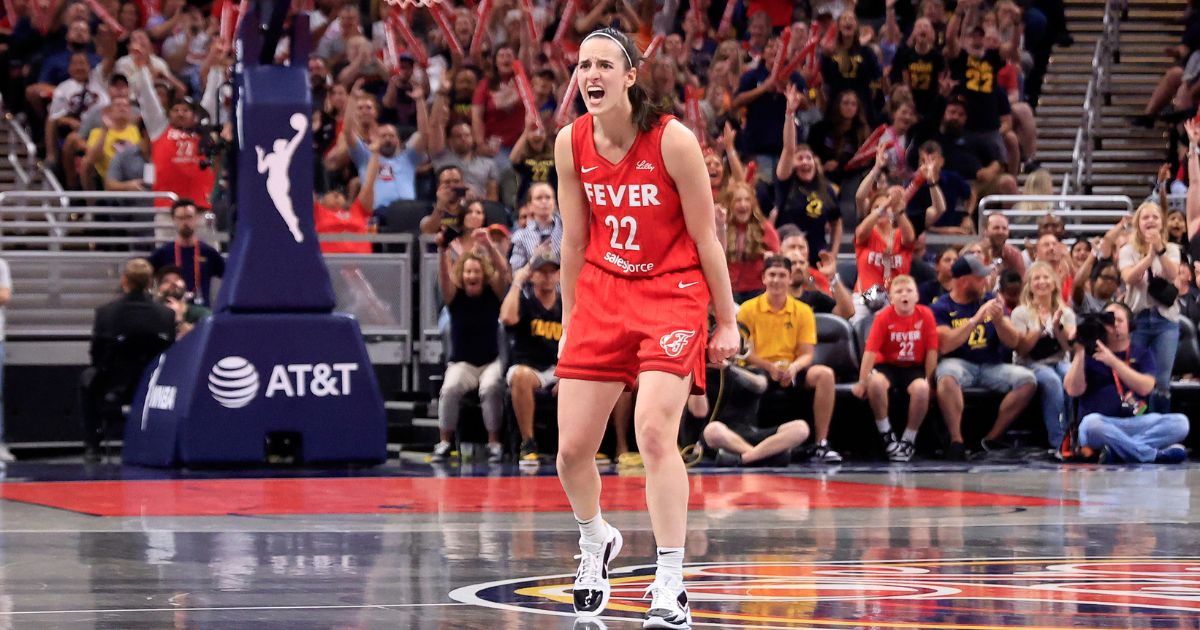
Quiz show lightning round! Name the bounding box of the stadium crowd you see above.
[2,0,1196,467]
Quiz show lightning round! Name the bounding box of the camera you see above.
[1073,311,1115,355]
[451,185,469,199]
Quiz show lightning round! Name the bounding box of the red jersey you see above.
[865,304,939,367]
[855,227,913,291]
[314,199,372,254]
[572,114,700,278]
[152,127,215,209]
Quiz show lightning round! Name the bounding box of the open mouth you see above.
[585,85,606,105]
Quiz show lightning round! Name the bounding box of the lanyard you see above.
[1110,350,1131,398]
[175,240,203,304]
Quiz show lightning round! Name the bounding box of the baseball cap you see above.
[531,252,560,271]
[951,254,990,279]
[487,223,510,237]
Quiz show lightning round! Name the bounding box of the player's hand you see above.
[851,381,866,399]
[707,320,740,365]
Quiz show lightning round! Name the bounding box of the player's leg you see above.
[557,377,626,617]
[635,370,695,629]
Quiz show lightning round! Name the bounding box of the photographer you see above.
[154,265,211,338]
[1117,201,1181,413]
[1063,303,1189,464]
[420,166,468,235]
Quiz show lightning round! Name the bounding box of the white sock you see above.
[902,428,918,443]
[576,511,607,544]
[876,417,892,433]
[656,547,684,582]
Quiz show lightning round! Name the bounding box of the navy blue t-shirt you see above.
[447,288,502,366]
[147,241,226,306]
[906,170,972,234]
[931,292,1008,364]
[1079,344,1156,418]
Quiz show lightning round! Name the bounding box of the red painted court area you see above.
[0,474,1074,517]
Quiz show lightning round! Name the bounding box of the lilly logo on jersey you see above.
[636,160,655,171]
[208,356,361,408]
[582,183,660,208]
[659,330,696,358]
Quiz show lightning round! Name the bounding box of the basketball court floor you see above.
[0,458,1197,629]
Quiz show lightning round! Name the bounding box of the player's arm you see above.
[554,123,587,333]
[662,120,737,328]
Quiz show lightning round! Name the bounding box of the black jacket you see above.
[90,291,176,401]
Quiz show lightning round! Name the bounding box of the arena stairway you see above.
[1036,0,1186,197]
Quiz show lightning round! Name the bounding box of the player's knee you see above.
[634,422,676,460]
[556,440,591,468]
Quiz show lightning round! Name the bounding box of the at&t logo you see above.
[208,356,260,408]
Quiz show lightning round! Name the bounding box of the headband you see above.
[581,31,634,68]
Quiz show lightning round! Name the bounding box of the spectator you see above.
[509,182,562,270]
[1072,219,1127,313]
[1118,201,1182,413]
[778,228,855,318]
[722,181,780,303]
[147,199,225,305]
[1064,303,1189,464]
[908,142,970,235]
[472,44,526,165]
[315,3,363,66]
[932,254,1037,460]
[67,73,140,191]
[324,92,380,175]
[979,213,1025,276]
[820,12,883,123]
[807,90,871,194]
[83,258,175,462]
[0,256,10,462]
[104,140,148,196]
[920,246,957,305]
[314,137,379,255]
[430,121,501,201]
[444,200,490,261]
[111,31,188,97]
[699,364,812,467]
[708,124,748,197]
[346,86,431,212]
[908,95,1016,197]
[131,53,216,210]
[853,275,938,462]
[499,253,563,466]
[775,84,842,264]
[432,245,507,464]
[82,96,141,191]
[732,36,804,176]
[1010,261,1076,451]
[1177,257,1200,325]
[335,36,388,97]
[1167,208,1188,249]
[509,121,557,208]
[1070,238,1093,268]
[154,264,211,337]
[44,52,105,168]
[889,18,945,116]
[737,256,842,462]
[419,166,468,235]
[945,19,1010,165]
[854,186,915,300]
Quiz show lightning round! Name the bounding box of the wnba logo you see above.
[659,330,696,358]
[208,356,260,409]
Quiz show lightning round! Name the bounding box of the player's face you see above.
[578,37,636,116]
[889,282,917,313]
[762,266,790,294]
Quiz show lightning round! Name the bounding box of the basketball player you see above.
[553,28,739,629]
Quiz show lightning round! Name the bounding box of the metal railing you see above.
[0,93,39,191]
[0,190,180,251]
[978,194,1134,241]
[1062,0,1121,195]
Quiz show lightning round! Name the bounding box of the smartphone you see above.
[451,185,469,199]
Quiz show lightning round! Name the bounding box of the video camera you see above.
[1074,311,1115,355]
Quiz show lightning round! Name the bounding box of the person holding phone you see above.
[509,183,564,270]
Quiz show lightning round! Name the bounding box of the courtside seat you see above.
[1171,318,1200,392]
[836,261,857,291]
[814,314,859,389]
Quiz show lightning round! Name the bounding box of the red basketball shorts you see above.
[557,264,709,394]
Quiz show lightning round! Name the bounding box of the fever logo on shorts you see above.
[449,557,1200,628]
[659,330,695,358]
